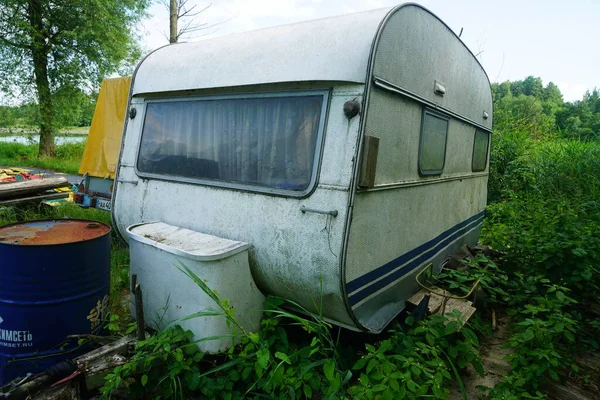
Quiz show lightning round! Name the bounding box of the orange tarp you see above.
[79,76,131,178]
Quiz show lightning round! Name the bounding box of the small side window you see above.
[418,109,449,176]
[472,129,490,172]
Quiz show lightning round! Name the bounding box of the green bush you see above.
[487,130,533,203]
[101,265,485,400]
[102,296,349,399]
[483,197,600,299]
[527,140,600,200]
[489,278,578,399]
[348,313,482,400]
[484,131,600,396]
[485,133,600,300]
[0,141,37,161]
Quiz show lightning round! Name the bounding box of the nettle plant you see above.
[435,254,511,306]
[101,265,350,399]
[101,263,488,400]
[419,254,584,398]
[435,257,581,398]
[490,279,578,398]
[348,312,483,400]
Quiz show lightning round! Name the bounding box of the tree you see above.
[543,82,563,106]
[161,0,217,43]
[53,86,96,127]
[492,81,512,101]
[556,89,600,140]
[0,0,149,156]
[520,76,544,99]
[493,77,599,140]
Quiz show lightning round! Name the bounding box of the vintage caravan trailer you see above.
[113,3,493,334]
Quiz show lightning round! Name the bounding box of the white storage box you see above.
[127,221,264,353]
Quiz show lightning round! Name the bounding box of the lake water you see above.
[0,135,87,145]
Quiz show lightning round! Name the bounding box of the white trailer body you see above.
[113,4,493,332]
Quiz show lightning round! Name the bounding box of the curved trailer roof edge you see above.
[130,7,392,95]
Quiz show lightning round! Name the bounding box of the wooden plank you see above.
[3,336,137,399]
[358,135,379,188]
[547,381,597,400]
[134,283,146,341]
[0,177,69,199]
[75,335,135,365]
[407,288,476,324]
[74,335,138,391]
[32,382,79,400]
[409,289,445,313]
[0,192,68,206]
[547,352,600,399]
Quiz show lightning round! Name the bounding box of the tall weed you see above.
[483,132,600,396]
[101,265,483,400]
[527,140,600,200]
[483,197,600,298]
[487,134,600,203]
[485,134,600,299]
[487,130,533,203]
[0,141,85,174]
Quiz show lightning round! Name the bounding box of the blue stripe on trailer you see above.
[347,210,485,306]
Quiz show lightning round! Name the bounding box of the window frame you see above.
[418,108,450,176]
[134,89,331,198]
[471,128,490,172]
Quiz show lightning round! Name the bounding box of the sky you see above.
[140,0,600,103]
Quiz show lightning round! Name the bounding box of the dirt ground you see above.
[448,309,600,400]
[448,310,512,400]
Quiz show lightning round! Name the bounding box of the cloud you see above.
[191,0,320,36]
[140,0,402,50]
[556,82,588,103]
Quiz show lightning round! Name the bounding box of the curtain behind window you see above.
[137,95,324,191]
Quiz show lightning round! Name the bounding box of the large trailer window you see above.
[472,129,490,172]
[418,109,449,176]
[136,92,327,196]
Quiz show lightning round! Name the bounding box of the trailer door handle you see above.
[117,179,138,185]
[300,206,338,217]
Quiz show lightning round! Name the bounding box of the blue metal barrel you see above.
[0,219,111,385]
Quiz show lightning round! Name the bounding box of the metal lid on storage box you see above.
[126,221,249,261]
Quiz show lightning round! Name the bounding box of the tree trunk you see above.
[169,0,178,43]
[28,0,55,157]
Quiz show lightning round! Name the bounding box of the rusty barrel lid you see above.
[0,219,111,245]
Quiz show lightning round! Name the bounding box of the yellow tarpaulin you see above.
[79,76,131,178]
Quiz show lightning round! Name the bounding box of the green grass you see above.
[0,203,130,320]
[0,141,86,174]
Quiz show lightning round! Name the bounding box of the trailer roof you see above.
[131,7,391,95]
[131,4,493,130]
